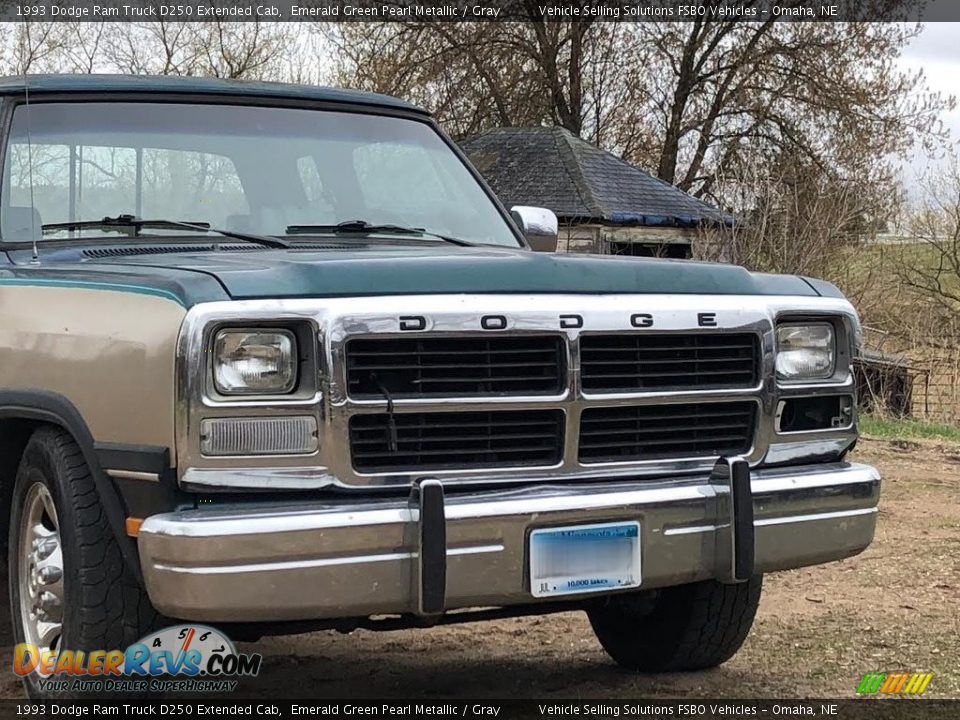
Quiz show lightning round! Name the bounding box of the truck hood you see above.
[73,243,826,300]
[8,243,834,307]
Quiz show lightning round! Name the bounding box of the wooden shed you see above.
[461,126,732,257]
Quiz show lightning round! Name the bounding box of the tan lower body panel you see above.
[0,284,184,456]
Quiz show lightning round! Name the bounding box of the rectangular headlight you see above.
[776,324,835,380]
[213,329,297,395]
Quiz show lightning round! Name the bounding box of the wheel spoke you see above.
[36,620,61,650]
[33,523,55,541]
[17,483,65,653]
[40,492,58,529]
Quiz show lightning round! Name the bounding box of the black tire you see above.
[8,426,159,698]
[587,576,762,672]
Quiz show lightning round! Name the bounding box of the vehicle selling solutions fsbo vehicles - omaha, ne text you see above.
[0,74,880,697]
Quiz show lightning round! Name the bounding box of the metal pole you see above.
[135,147,143,218]
[69,145,77,232]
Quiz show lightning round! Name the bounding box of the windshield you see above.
[0,101,520,247]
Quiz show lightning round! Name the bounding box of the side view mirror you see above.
[510,206,559,252]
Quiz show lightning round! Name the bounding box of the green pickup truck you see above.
[0,75,879,697]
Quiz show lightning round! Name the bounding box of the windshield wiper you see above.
[285,220,474,247]
[42,214,289,249]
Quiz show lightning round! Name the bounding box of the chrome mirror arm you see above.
[510,205,559,252]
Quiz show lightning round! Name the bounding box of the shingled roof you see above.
[461,126,731,227]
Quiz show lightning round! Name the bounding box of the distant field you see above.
[829,242,938,310]
[831,242,960,327]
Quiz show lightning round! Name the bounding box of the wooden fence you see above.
[857,328,960,424]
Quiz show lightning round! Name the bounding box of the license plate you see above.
[529,521,641,598]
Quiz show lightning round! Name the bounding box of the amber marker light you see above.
[125,517,144,537]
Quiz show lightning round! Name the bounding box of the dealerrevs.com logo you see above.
[14,624,262,694]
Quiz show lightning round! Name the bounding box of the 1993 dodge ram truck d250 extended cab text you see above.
[0,75,879,695]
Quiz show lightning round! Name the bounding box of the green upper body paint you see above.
[0,244,840,309]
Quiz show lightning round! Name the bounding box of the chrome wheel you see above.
[18,483,64,654]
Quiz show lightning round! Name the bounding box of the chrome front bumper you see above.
[138,461,880,622]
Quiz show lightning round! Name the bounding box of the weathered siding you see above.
[559,223,698,257]
[558,225,600,254]
[599,226,697,248]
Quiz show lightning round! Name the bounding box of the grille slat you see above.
[349,410,564,472]
[582,343,756,354]
[580,421,751,437]
[350,361,557,371]
[579,409,752,424]
[582,435,751,451]
[398,375,559,385]
[583,369,756,380]
[346,336,564,398]
[348,347,557,358]
[581,333,760,392]
[351,431,559,445]
[578,401,756,463]
[352,445,560,460]
[584,356,756,366]
[351,418,554,432]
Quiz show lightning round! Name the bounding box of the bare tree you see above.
[324,20,610,140]
[0,22,68,74]
[624,21,952,200]
[328,19,953,225]
[100,21,299,79]
[200,21,294,79]
[102,22,204,76]
[59,22,106,73]
[697,148,884,278]
[899,156,960,320]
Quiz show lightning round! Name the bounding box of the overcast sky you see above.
[899,23,960,181]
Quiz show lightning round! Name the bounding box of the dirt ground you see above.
[0,437,957,701]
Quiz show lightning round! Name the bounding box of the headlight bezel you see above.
[775,320,839,383]
[211,326,300,397]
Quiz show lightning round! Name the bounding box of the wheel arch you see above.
[0,390,142,581]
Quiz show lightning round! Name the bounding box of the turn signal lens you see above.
[200,416,318,456]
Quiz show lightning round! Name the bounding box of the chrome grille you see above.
[349,409,565,472]
[578,401,756,463]
[580,333,759,392]
[346,336,564,398]
[178,293,863,490]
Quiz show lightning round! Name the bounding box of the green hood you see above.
[79,244,826,302]
[5,243,838,307]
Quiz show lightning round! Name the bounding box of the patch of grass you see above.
[860,415,960,442]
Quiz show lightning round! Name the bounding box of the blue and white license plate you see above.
[529,521,641,598]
